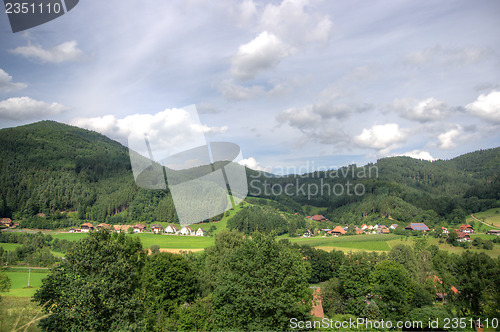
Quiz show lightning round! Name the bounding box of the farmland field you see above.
[287,234,400,251]
[468,208,500,228]
[0,269,49,298]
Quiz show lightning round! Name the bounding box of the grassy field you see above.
[129,233,214,249]
[287,234,400,251]
[0,296,45,332]
[0,269,49,298]
[0,243,22,252]
[387,237,500,258]
[468,208,500,228]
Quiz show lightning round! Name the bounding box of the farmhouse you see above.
[113,225,132,233]
[457,224,474,233]
[486,229,500,235]
[328,226,346,235]
[96,223,111,230]
[457,232,471,242]
[390,224,398,229]
[196,227,205,236]
[356,227,363,235]
[81,223,94,233]
[405,223,429,232]
[133,224,146,233]
[0,218,13,227]
[303,229,313,237]
[165,224,178,234]
[308,215,327,221]
[180,226,194,236]
[441,227,449,234]
[151,224,164,233]
[361,224,367,230]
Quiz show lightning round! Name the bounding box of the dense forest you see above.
[0,121,499,230]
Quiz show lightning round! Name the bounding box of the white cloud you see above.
[437,126,462,149]
[465,90,500,123]
[260,0,333,45]
[71,108,228,157]
[391,97,449,122]
[239,157,272,172]
[0,69,27,93]
[0,97,68,120]
[9,41,84,64]
[277,102,351,130]
[396,150,436,161]
[231,31,292,81]
[354,123,405,154]
[218,79,265,100]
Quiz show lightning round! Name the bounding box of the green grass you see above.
[302,205,327,216]
[0,296,45,332]
[0,270,49,298]
[287,233,400,251]
[130,233,215,249]
[469,208,500,228]
[50,232,88,241]
[0,243,22,252]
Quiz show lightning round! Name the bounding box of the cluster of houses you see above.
[68,223,206,236]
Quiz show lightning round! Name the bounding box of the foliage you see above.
[209,233,312,331]
[33,230,147,331]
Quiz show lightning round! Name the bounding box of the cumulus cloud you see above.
[404,45,486,67]
[260,0,333,45]
[0,97,68,120]
[354,123,405,154]
[0,69,27,93]
[231,31,292,81]
[465,90,500,123]
[277,102,352,129]
[391,97,449,122]
[9,41,84,64]
[437,126,462,149]
[239,157,272,172]
[71,108,228,157]
[396,150,436,161]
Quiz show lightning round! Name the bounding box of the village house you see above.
[308,215,327,221]
[327,225,346,236]
[360,224,367,230]
[133,224,146,233]
[151,224,164,234]
[486,229,500,235]
[441,226,449,234]
[457,224,474,233]
[196,227,205,236]
[96,223,111,230]
[0,218,13,228]
[165,224,178,234]
[180,226,194,236]
[389,224,398,229]
[81,223,94,233]
[68,228,79,233]
[405,222,430,232]
[113,225,131,233]
[303,229,313,237]
[457,232,471,242]
[356,227,363,235]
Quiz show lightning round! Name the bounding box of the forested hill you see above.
[0,120,177,224]
[0,120,498,228]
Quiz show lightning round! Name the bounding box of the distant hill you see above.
[0,121,498,229]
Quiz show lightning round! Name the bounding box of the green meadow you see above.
[0,269,49,298]
[0,243,22,252]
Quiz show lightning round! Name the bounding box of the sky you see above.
[0,0,499,174]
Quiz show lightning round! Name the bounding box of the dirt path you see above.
[470,214,500,230]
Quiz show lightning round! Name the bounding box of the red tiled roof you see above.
[311,215,326,221]
[331,226,346,235]
[134,224,146,229]
[81,222,93,228]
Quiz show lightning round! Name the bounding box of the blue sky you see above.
[0,0,499,174]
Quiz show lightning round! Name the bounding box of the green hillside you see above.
[0,121,499,232]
